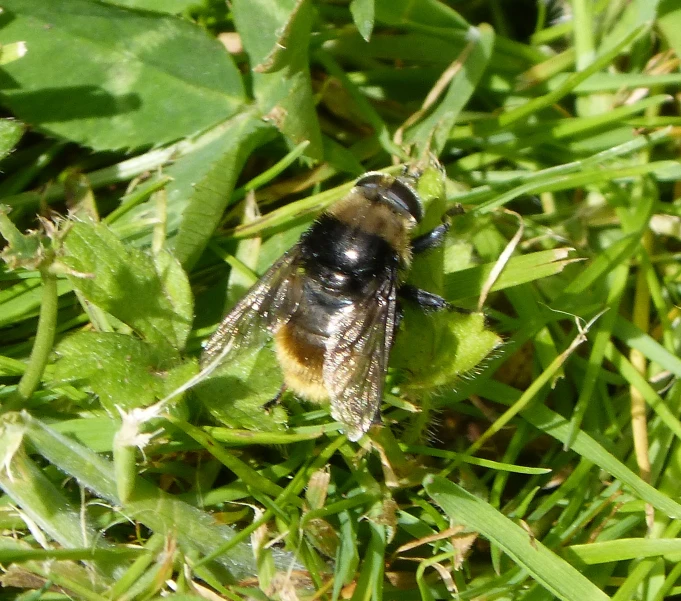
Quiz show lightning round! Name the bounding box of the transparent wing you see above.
[201,247,303,368]
[322,267,398,441]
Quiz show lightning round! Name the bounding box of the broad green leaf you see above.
[0,0,246,151]
[61,222,193,349]
[195,344,287,433]
[425,475,610,601]
[232,0,323,160]
[51,331,196,413]
[0,119,24,161]
[411,164,448,294]
[406,24,495,156]
[391,166,500,392]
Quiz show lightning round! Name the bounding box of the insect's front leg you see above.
[410,203,464,255]
[411,223,450,254]
[405,204,467,313]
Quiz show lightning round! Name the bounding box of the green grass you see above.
[1,0,681,599]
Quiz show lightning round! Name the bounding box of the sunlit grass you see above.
[1,0,681,599]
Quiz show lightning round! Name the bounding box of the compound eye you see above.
[354,172,385,200]
[355,172,424,222]
[388,177,423,222]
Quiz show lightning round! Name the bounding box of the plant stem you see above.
[15,268,58,403]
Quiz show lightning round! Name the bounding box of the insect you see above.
[201,171,454,441]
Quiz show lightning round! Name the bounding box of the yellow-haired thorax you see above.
[274,323,329,403]
[325,188,416,267]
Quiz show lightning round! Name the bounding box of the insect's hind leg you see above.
[264,384,287,411]
[410,203,464,255]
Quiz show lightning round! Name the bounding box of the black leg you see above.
[399,284,471,314]
[410,203,465,255]
[264,384,287,410]
[399,285,449,311]
[411,223,450,254]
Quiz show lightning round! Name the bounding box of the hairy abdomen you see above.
[274,318,329,402]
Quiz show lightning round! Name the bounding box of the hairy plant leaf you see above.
[53,417,117,453]
[61,221,193,349]
[0,0,246,151]
[51,331,196,413]
[391,310,500,390]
